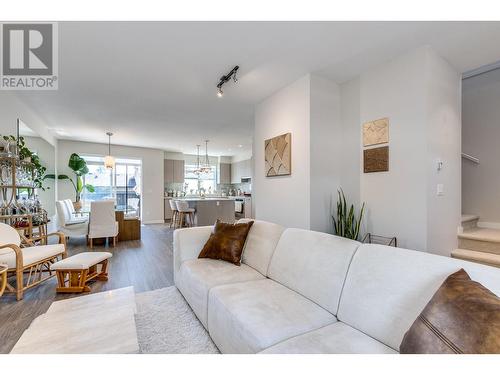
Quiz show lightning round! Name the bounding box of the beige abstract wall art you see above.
[363,117,389,146]
[265,133,291,177]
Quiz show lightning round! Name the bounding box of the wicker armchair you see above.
[0,223,67,300]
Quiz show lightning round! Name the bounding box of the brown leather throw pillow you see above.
[400,268,500,354]
[198,220,254,265]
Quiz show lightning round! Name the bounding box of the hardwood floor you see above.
[0,224,175,354]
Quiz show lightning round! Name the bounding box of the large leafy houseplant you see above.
[332,189,365,241]
[46,153,95,203]
[1,135,48,190]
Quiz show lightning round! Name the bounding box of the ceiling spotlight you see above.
[216,65,239,98]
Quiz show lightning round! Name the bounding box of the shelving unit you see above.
[0,154,49,244]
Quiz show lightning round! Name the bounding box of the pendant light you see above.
[194,144,202,175]
[104,132,115,169]
[200,140,211,174]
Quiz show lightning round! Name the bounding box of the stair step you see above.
[451,249,500,268]
[461,214,479,230]
[461,214,479,223]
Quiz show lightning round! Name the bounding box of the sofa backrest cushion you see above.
[238,219,285,276]
[337,244,500,352]
[268,228,360,315]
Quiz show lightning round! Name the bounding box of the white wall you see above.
[0,94,57,146]
[359,48,429,251]
[253,47,461,256]
[253,74,342,231]
[57,140,165,224]
[353,46,460,254]
[462,68,500,224]
[254,75,311,229]
[339,77,361,210]
[425,48,461,256]
[309,75,341,233]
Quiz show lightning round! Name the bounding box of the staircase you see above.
[452,215,500,268]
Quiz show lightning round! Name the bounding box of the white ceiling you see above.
[10,21,500,157]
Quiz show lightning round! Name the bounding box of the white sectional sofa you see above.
[173,220,500,354]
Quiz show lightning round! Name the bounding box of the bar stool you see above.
[175,200,195,228]
[169,199,179,228]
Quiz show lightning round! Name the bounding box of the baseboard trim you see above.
[477,221,500,230]
[142,220,165,225]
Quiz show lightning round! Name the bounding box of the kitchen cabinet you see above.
[164,159,185,184]
[164,160,174,184]
[231,158,252,183]
[219,163,231,184]
[173,160,185,183]
[231,161,240,183]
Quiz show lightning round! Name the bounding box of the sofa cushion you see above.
[176,258,264,328]
[400,268,500,354]
[198,220,254,265]
[337,244,500,352]
[238,219,285,276]
[207,279,336,353]
[260,322,397,354]
[267,228,360,315]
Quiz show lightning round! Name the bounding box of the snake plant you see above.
[332,189,365,240]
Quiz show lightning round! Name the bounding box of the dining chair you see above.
[56,199,89,239]
[88,200,119,248]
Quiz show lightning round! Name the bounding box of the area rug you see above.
[134,286,219,354]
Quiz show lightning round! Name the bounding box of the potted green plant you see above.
[46,153,95,211]
[332,189,365,241]
[0,135,48,191]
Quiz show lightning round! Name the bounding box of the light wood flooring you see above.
[0,224,175,354]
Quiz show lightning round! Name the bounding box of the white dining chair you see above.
[175,200,195,228]
[56,199,89,239]
[88,200,119,248]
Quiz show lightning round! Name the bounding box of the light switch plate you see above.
[437,184,444,196]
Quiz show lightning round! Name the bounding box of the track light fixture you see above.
[216,65,239,98]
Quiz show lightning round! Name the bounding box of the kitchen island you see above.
[177,198,235,226]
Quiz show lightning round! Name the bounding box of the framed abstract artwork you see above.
[265,133,291,177]
[364,146,389,173]
[363,117,389,147]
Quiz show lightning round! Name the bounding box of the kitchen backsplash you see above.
[217,182,251,194]
[165,182,251,195]
[165,182,184,192]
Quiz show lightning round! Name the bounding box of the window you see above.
[184,164,216,194]
[81,156,142,218]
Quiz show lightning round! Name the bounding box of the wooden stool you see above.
[50,252,112,293]
[175,200,196,228]
[169,199,179,228]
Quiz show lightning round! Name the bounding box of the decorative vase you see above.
[73,200,82,212]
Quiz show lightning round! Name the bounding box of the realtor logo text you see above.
[0,22,58,90]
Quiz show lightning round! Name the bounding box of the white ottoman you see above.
[51,252,112,293]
